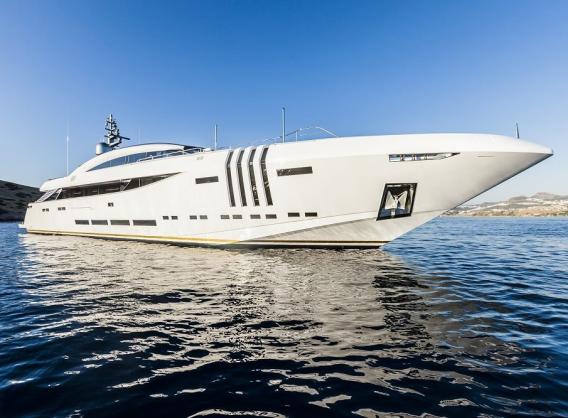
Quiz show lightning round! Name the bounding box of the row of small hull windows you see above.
[75,212,318,226]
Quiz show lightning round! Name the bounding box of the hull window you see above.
[305,212,318,217]
[377,183,417,220]
[232,214,242,219]
[266,214,277,219]
[133,220,157,226]
[91,220,108,225]
[110,220,130,225]
[225,151,236,207]
[248,148,260,206]
[260,147,273,206]
[220,215,230,220]
[236,150,247,206]
[75,220,89,225]
[288,212,300,217]
[277,167,313,176]
[199,215,208,220]
[196,176,219,184]
[250,214,261,219]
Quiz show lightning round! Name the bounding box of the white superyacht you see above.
[22,115,552,248]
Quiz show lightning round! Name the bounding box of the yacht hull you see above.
[22,134,552,248]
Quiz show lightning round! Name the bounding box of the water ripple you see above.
[0,217,566,417]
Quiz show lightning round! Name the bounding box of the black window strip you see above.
[199,215,208,220]
[195,176,219,184]
[54,173,177,201]
[75,220,89,225]
[91,220,108,225]
[288,212,300,217]
[220,215,230,219]
[260,147,273,206]
[250,214,261,219]
[232,214,242,219]
[277,166,313,176]
[266,214,277,219]
[225,151,236,207]
[87,148,203,172]
[110,220,130,226]
[305,212,318,217]
[248,148,260,206]
[189,215,197,220]
[133,220,157,226]
[236,149,247,206]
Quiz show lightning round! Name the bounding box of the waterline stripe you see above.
[27,229,237,244]
[26,229,388,246]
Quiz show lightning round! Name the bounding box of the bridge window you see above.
[88,148,195,171]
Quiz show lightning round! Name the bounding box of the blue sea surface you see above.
[0,217,566,417]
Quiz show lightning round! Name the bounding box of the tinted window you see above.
[133,220,157,226]
[277,167,313,176]
[195,176,219,184]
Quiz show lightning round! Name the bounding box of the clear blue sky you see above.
[1,0,566,202]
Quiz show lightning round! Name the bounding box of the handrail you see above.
[259,125,338,145]
[285,126,339,141]
[123,125,338,165]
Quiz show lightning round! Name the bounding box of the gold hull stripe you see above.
[26,229,388,246]
[27,229,237,244]
[247,239,388,244]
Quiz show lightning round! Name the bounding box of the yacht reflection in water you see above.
[15,232,526,416]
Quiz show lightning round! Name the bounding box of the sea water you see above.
[0,217,566,417]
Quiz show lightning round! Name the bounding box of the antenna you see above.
[515,123,520,139]
[66,121,70,175]
[214,124,218,150]
[104,114,130,148]
[282,107,286,143]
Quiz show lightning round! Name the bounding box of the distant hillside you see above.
[0,180,41,222]
[446,193,568,217]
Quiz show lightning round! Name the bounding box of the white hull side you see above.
[23,134,552,248]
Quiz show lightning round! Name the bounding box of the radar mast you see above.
[104,114,130,148]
